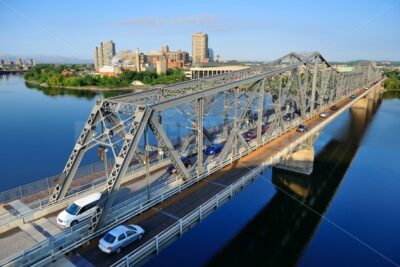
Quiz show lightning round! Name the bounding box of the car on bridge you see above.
[261,124,269,134]
[167,158,192,174]
[243,130,257,142]
[57,192,101,228]
[296,124,309,133]
[331,105,338,111]
[350,95,356,99]
[99,224,145,254]
[320,112,329,118]
[204,143,223,155]
[283,113,294,121]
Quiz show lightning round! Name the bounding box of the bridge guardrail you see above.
[110,159,272,267]
[109,82,384,266]
[1,102,308,267]
[1,79,383,267]
[0,122,228,206]
[0,157,167,227]
[0,122,249,227]
[0,158,116,205]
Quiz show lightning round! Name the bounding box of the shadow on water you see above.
[24,81,132,100]
[207,96,382,267]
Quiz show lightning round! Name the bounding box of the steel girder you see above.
[53,52,380,232]
[149,117,191,180]
[197,98,204,176]
[92,106,153,230]
[50,102,102,203]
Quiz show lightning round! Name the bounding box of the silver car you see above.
[99,224,145,254]
[320,112,329,118]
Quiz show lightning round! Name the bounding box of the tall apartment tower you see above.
[102,40,116,65]
[192,33,208,63]
[93,47,100,69]
[16,58,22,66]
[93,40,116,69]
[208,48,214,62]
[135,48,141,72]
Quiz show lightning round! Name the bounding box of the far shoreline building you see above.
[192,33,209,63]
[93,40,116,70]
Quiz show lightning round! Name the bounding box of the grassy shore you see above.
[25,79,151,92]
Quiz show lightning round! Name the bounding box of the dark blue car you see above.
[167,158,192,174]
[204,143,223,155]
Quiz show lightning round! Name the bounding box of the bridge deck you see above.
[0,167,168,260]
[66,86,369,266]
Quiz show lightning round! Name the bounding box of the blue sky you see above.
[0,0,399,62]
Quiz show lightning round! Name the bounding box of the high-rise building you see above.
[0,59,4,66]
[93,47,99,69]
[192,33,208,63]
[16,58,22,66]
[208,48,214,62]
[93,40,116,70]
[102,40,116,65]
[157,54,168,74]
[135,48,142,72]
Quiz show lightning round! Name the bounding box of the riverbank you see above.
[25,79,152,92]
[0,69,27,74]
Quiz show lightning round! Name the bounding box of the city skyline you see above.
[0,0,399,62]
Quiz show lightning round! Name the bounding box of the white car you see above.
[99,224,145,254]
[57,192,101,228]
[320,112,329,118]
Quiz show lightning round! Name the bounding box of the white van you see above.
[57,192,101,228]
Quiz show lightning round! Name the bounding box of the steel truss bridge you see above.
[0,52,382,266]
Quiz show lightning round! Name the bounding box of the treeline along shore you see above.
[23,64,187,91]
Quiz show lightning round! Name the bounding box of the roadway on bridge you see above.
[65,86,370,266]
[0,166,173,260]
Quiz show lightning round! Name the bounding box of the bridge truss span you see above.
[48,52,380,234]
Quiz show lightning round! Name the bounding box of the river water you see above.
[0,75,399,266]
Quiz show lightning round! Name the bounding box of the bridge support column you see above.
[275,147,315,175]
[351,97,369,109]
[275,134,318,175]
[371,84,384,100]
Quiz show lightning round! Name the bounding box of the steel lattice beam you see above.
[50,51,381,236]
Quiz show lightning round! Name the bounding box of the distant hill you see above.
[0,54,92,64]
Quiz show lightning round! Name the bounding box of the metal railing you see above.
[0,80,382,267]
[0,121,227,206]
[111,156,276,267]
[0,101,316,267]
[0,157,167,227]
[0,110,300,267]
[0,158,115,204]
[110,82,381,266]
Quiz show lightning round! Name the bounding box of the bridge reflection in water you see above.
[207,95,381,267]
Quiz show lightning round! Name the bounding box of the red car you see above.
[243,130,257,142]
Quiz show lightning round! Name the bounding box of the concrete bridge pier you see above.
[351,97,369,109]
[352,85,384,110]
[275,134,319,175]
